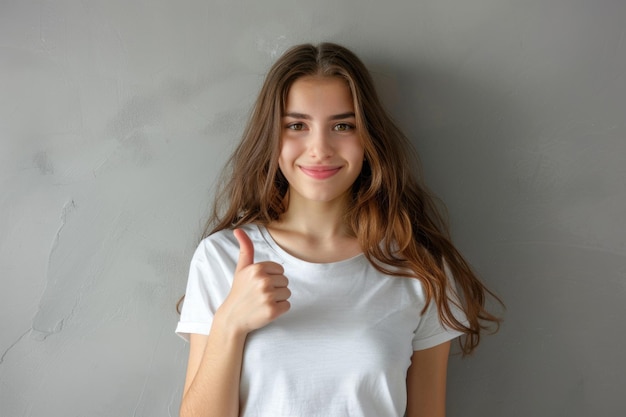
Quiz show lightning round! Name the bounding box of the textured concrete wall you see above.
[1,1,625,416]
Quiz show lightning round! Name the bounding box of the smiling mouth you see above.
[299,166,342,179]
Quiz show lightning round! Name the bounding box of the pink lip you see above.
[299,165,342,179]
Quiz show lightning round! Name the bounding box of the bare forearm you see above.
[180,317,247,417]
[405,342,451,417]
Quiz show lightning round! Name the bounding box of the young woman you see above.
[176,43,501,417]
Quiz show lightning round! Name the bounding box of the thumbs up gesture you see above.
[217,229,291,335]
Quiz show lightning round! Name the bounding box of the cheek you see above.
[345,142,365,165]
[278,140,301,166]
[277,150,290,176]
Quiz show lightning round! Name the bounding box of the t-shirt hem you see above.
[175,321,212,342]
[412,329,464,351]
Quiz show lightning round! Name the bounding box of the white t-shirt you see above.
[176,224,465,417]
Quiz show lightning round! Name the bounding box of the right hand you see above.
[216,229,291,335]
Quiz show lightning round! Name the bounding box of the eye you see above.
[287,123,305,131]
[333,123,354,132]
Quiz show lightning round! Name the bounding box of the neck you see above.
[266,191,361,263]
[273,192,351,239]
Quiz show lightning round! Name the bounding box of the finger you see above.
[269,275,289,288]
[255,261,285,276]
[273,287,291,302]
[234,229,254,272]
[274,300,291,317]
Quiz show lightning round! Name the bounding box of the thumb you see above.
[234,228,254,272]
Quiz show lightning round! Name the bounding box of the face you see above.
[278,76,365,205]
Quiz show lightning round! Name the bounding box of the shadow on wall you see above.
[368,54,626,416]
[369,57,527,413]
[367,56,526,268]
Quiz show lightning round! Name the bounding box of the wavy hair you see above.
[196,43,501,355]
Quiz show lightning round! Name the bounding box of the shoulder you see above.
[199,227,236,247]
[195,224,262,258]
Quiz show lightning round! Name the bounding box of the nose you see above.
[308,128,333,159]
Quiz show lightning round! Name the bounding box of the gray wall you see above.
[1,1,624,416]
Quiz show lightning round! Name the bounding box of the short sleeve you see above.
[411,262,468,351]
[175,238,234,341]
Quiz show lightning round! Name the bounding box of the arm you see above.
[405,341,452,417]
[180,319,247,417]
[179,229,291,417]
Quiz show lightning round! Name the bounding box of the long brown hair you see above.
[197,43,501,355]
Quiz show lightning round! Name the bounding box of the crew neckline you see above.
[255,224,366,270]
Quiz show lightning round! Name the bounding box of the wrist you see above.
[212,308,249,342]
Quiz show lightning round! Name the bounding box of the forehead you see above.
[284,76,354,112]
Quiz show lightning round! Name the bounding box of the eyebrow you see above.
[283,112,356,121]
